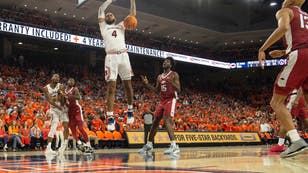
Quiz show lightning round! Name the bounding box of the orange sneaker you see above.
[269,144,285,152]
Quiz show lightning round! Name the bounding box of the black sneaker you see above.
[84,146,94,154]
[77,143,86,152]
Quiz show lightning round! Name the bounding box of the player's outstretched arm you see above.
[129,0,136,17]
[141,75,160,94]
[98,0,114,23]
[258,8,292,69]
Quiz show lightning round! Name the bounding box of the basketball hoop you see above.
[76,0,88,8]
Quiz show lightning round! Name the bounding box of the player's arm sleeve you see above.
[98,0,112,34]
[129,0,136,16]
[98,0,112,23]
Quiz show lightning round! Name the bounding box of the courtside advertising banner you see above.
[126,131,261,145]
[0,21,229,68]
[0,21,287,69]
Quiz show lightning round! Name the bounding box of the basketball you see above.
[124,16,138,30]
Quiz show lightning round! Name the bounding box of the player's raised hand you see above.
[258,51,266,69]
[269,50,285,58]
[140,75,149,85]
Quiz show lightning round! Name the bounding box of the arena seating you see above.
[0,62,307,151]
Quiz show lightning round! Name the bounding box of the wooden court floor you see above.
[0,146,307,173]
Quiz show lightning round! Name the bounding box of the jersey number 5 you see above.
[112,30,117,38]
[161,84,167,92]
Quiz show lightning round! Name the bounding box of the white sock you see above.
[64,139,68,146]
[47,142,52,149]
[278,138,285,146]
[171,141,176,146]
[287,129,301,142]
[4,144,7,148]
[147,141,153,146]
[86,141,91,147]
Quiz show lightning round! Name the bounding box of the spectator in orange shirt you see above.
[20,121,31,147]
[104,130,113,140]
[83,122,98,147]
[91,115,103,132]
[96,130,105,140]
[113,130,122,140]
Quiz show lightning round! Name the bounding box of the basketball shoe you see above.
[268,144,285,152]
[164,144,180,155]
[138,143,153,153]
[280,138,308,158]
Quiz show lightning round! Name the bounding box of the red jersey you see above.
[157,71,177,102]
[283,6,308,53]
[65,87,81,111]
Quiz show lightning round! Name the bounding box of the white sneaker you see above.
[45,148,57,155]
[164,145,180,155]
[3,144,8,152]
[138,144,153,153]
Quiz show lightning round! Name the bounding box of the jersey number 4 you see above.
[112,30,117,38]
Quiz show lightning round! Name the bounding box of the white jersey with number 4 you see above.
[46,83,61,109]
[99,22,126,52]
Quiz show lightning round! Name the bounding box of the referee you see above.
[142,106,154,144]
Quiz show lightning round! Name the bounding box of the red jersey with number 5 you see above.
[283,6,308,53]
[157,71,177,102]
[65,87,81,113]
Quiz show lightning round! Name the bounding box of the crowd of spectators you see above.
[0,60,307,152]
[0,6,306,152]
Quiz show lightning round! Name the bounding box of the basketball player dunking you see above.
[43,74,69,155]
[65,78,93,154]
[258,0,308,158]
[139,57,181,155]
[98,0,136,131]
